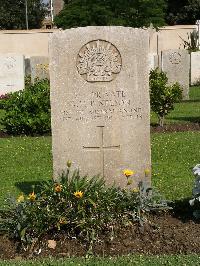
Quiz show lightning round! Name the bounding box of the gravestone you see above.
[49,26,151,188]
[0,54,25,95]
[161,49,190,100]
[191,51,200,85]
[25,58,31,76]
[148,53,159,72]
[30,56,49,83]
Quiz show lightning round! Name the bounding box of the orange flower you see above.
[54,184,62,193]
[59,217,67,224]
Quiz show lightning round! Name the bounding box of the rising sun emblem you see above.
[77,40,122,82]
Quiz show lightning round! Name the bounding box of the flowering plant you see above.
[189,164,200,218]
[0,163,170,251]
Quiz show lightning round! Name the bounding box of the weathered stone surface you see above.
[0,54,25,95]
[191,51,200,85]
[161,49,190,100]
[30,56,49,83]
[49,26,151,188]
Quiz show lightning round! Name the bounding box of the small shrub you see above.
[0,79,51,135]
[149,68,183,126]
[189,164,200,219]
[0,164,170,251]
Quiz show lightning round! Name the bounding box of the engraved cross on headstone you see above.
[83,126,120,177]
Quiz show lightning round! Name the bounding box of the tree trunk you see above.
[158,116,165,127]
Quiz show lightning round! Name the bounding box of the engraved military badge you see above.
[77,40,122,82]
[169,52,181,64]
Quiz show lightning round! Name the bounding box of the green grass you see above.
[0,136,52,204]
[0,131,199,205]
[1,255,200,265]
[151,131,199,200]
[151,86,200,125]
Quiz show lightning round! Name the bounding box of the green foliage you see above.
[166,0,200,25]
[0,94,10,109]
[149,68,183,126]
[0,0,46,30]
[180,30,199,52]
[55,0,167,29]
[0,165,169,250]
[0,79,51,135]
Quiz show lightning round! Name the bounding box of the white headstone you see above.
[49,27,151,188]
[148,53,159,72]
[30,56,49,83]
[162,49,190,100]
[191,51,200,85]
[0,54,25,95]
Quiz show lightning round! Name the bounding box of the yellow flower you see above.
[54,184,62,193]
[74,191,84,199]
[28,192,36,201]
[144,169,151,176]
[123,169,135,177]
[17,194,24,203]
[132,188,139,193]
[127,179,133,186]
[66,160,72,168]
[59,217,67,225]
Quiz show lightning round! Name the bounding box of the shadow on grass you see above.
[170,198,200,223]
[15,180,52,195]
[167,116,200,123]
[182,99,200,103]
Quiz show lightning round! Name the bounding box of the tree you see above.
[54,0,167,29]
[149,68,182,127]
[0,0,46,30]
[166,0,200,25]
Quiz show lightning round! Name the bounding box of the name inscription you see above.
[62,89,143,122]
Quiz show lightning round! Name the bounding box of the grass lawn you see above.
[0,255,200,266]
[0,131,199,204]
[0,136,52,205]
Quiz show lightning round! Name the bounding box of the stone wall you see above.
[0,29,59,58]
[0,25,198,59]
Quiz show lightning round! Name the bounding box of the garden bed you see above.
[0,122,199,139]
[1,211,200,260]
[150,122,200,133]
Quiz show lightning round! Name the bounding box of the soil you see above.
[0,209,200,260]
[0,122,199,138]
[150,122,200,133]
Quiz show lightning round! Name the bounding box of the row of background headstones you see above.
[149,50,200,100]
[0,55,49,95]
[150,50,200,86]
[0,51,200,97]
